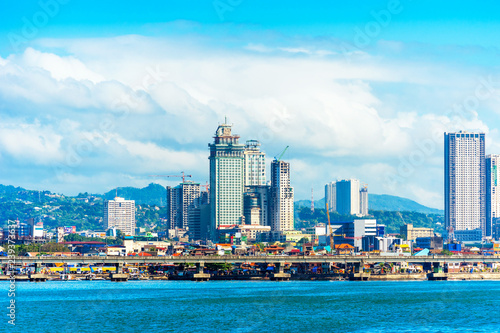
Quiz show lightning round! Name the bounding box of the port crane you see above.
[149,171,192,183]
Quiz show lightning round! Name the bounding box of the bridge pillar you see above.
[34,262,41,273]
[193,261,210,281]
[348,261,370,281]
[110,262,128,282]
[271,262,290,281]
[115,262,124,274]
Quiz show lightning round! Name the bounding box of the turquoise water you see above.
[2,280,500,332]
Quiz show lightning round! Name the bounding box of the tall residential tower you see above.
[325,182,336,212]
[444,131,486,241]
[166,181,201,229]
[270,160,294,232]
[486,154,500,239]
[243,140,266,186]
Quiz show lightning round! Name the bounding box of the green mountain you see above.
[369,194,443,215]
[296,194,443,215]
[103,183,166,206]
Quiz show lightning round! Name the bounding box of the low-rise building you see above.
[416,236,444,250]
[400,224,434,241]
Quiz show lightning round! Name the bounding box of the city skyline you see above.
[1,2,500,209]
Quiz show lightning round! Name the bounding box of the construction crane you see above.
[149,171,192,183]
[274,146,289,162]
[200,181,210,192]
[326,203,334,253]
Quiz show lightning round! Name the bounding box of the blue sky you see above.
[1,1,500,208]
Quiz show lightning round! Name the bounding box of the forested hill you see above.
[296,194,443,215]
[103,183,167,206]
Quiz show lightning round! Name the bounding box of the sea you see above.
[2,280,500,333]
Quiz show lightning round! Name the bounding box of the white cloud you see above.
[0,35,497,207]
[20,47,105,83]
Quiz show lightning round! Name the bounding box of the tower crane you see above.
[326,203,334,253]
[200,181,210,192]
[274,146,289,161]
[149,171,192,183]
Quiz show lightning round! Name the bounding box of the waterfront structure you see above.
[243,140,266,186]
[104,197,136,236]
[444,132,486,241]
[336,179,361,216]
[486,154,500,239]
[270,160,294,232]
[400,224,434,241]
[325,182,336,212]
[167,181,201,229]
[359,185,368,216]
[209,121,246,239]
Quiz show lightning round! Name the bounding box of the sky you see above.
[1,1,500,208]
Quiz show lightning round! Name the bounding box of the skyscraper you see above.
[359,185,369,217]
[270,160,294,232]
[325,182,336,212]
[166,181,201,229]
[104,197,136,236]
[209,121,245,238]
[244,140,266,186]
[486,154,500,239]
[445,131,486,241]
[336,179,361,216]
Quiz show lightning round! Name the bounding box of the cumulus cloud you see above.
[0,34,497,208]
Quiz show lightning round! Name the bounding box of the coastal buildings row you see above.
[444,131,500,241]
[325,179,369,216]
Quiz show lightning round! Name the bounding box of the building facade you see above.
[336,179,361,216]
[167,181,201,229]
[244,185,270,226]
[400,224,434,241]
[325,182,336,212]
[359,185,369,216]
[270,160,294,232]
[209,121,245,239]
[243,140,266,186]
[486,154,500,239]
[104,197,136,236]
[445,132,486,241]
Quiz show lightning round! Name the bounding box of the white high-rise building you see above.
[360,185,369,217]
[104,197,136,236]
[325,182,336,212]
[336,179,360,216]
[209,121,245,239]
[270,160,294,232]
[244,140,266,186]
[486,154,500,239]
[445,131,486,241]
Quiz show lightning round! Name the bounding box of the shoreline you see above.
[2,272,500,282]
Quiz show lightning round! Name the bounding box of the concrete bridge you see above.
[3,254,499,266]
[4,255,499,281]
